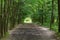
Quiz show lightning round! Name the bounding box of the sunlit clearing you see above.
[24,17,32,23]
[54,19,57,23]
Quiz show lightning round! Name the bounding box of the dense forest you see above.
[0,0,60,39]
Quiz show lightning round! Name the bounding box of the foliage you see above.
[0,0,59,38]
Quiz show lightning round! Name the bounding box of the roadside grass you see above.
[55,33,60,40]
[1,32,9,40]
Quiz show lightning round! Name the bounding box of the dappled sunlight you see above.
[24,17,32,23]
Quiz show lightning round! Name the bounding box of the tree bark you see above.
[50,0,54,29]
[58,0,60,32]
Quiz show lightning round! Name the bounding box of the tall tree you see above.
[0,0,4,37]
[58,0,60,32]
[50,0,54,29]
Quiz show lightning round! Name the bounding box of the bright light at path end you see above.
[24,17,32,23]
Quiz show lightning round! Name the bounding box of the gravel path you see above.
[6,23,56,40]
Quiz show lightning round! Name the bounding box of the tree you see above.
[58,0,60,32]
[50,0,54,29]
[0,0,4,37]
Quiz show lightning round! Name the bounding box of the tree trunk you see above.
[58,0,60,32]
[0,0,4,37]
[50,0,54,29]
[3,0,9,35]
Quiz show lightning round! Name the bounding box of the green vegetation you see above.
[0,0,60,39]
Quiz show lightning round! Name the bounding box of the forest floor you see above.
[1,23,59,40]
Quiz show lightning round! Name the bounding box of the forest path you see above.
[6,23,56,40]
